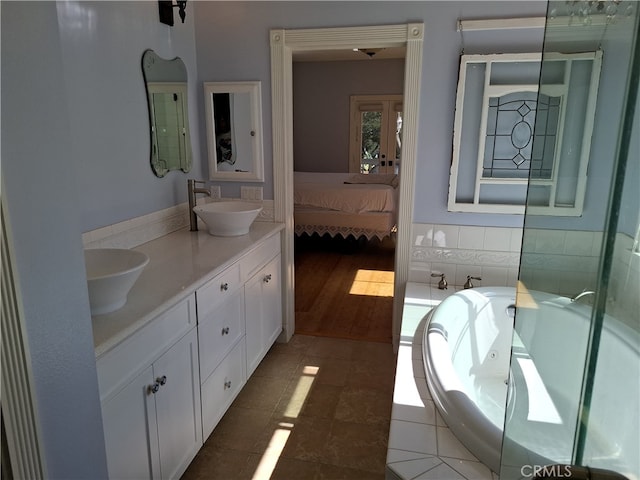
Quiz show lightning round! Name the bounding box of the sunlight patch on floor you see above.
[252,366,319,479]
[252,423,293,480]
[349,269,394,297]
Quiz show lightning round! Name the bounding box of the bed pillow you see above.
[344,173,399,188]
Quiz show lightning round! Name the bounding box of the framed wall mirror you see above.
[142,49,192,177]
[203,81,264,182]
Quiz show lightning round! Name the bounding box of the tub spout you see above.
[571,290,595,303]
[431,273,448,290]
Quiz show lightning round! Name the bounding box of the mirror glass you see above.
[204,81,264,182]
[142,49,192,177]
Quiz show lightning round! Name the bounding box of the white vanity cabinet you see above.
[245,253,282,376]
[97,296,202,480]
[197,232,282,437]
[94,225,285,479]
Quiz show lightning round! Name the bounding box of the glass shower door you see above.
[500,1,639,479]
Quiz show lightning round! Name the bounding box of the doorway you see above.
[270,23,424,350]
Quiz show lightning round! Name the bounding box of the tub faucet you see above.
[571,290,596,303]
[188,179,211,231]
[431,273,448,290]
[464,276,482,289]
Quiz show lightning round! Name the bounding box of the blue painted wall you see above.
[193,1,548,228]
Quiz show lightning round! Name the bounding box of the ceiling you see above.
[292,46,406,62]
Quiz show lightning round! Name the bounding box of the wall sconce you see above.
[158,0,187,26]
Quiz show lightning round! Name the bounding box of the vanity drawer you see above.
[196,262,242,317]
[201,339,246,439]
[198,288,245,381]
[97,295,196,402]
[240,233,280,281]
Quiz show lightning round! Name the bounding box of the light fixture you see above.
[158,0,187,26]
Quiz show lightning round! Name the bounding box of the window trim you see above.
[448,51,603,216]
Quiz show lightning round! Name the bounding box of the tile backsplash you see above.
[410,224,609,294]
[82,203,189,249]
[410,224,523,287]
[82,199,274,250]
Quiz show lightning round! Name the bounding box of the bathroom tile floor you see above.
[181,334,397,480]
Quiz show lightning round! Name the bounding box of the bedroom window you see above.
[448,51,602,215]
[349,95,403,175]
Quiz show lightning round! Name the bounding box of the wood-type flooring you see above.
[294,234,395,344]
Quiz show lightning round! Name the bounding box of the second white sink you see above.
[85,248,149,315]
[193,201,262,236]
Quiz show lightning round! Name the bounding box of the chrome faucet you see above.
[431,273,448,290]
[571,290,596,303]
[188,179,211,231]
[464,276,482,289]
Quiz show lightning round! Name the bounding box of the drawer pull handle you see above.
[220,282,229,291]
[264,274,272,283]
[149,382,160,394]
[221,327,230,335]
[158,375,167,386]
[224,380,232,390]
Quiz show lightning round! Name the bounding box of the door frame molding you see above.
[270,23,424,349]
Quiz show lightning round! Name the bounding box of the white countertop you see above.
[92,221,284,358]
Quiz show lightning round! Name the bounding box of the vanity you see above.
[92,221,284,480]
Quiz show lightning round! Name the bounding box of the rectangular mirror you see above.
[204,81,264,182]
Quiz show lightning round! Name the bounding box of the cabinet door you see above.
[153,328,202,480]
[245,254,282,376]
[102,366,161,480]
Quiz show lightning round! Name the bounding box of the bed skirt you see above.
[294,206,396,241]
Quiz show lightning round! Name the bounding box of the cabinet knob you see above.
[263,274,272,283]
[224,380,232,390]
[158,375,167,386]
[220,282,229,291]
[149,382,160,394]
[221,327,230,335]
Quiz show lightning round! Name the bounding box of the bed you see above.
[294,172,399,241]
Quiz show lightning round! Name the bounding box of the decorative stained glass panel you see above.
[483,92,560,179]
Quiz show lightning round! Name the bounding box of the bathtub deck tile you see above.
[436,426,478,461]
[441,457,494,480]
[414,462,466,479]
[388,420,438,455]
[387,454,443,480]
[391,400,436,425]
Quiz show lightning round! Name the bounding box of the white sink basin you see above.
[84,248,149,315]
[193,201,262,236]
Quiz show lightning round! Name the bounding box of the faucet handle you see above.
[464,276,482,289]
[431,273,448,290]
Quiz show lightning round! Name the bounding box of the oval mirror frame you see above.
[141,49,192,177]
[203,81,264,182]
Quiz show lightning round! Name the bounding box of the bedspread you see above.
[294,182,396,214]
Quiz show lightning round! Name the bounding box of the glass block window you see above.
[448,52,602,216]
